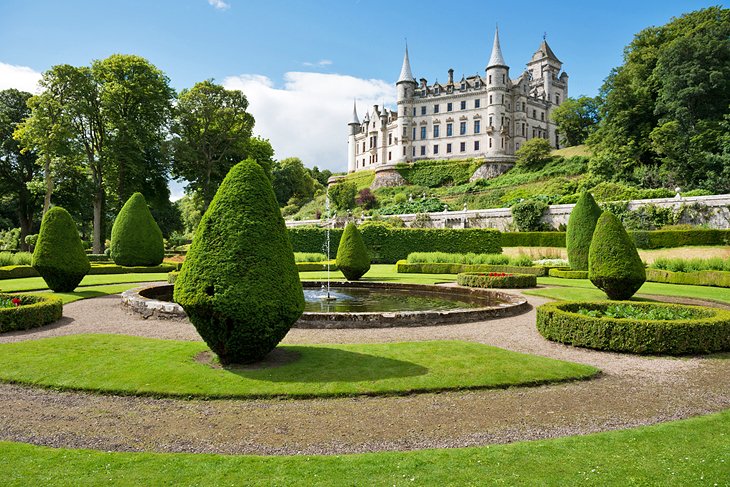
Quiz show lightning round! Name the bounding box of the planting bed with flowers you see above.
[0,293,63,333]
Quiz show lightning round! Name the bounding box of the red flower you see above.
[11,298,21,307]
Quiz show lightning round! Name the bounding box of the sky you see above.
[0,0,724,198]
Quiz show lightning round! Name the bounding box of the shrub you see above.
[645,268,730,288]
[32,207,91,292]
[396,261,552,276]
[395,159,480,187]
[515,138,552,169]
[0,252,32,267]
[293,252,328,263]
[405,252,536,267]
[566,192,602,270]
[335,223,370,281]
[174,159,304,364]
[110,192,165,267]
[548,268,588,279]
[511,199,548,231]
[328,181,357,211]
[167,271,178,284]
[355,188,377,209]
[457,272,537,288]
[501,232,566,247]
[588,212,646,300]
[0,293,63,333]
[0,265,40,280]
[536,301,730,355]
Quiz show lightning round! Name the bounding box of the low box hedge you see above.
[0,293,63,333]
[296,261,338,272]
[167,271,178,284]
[501,232,567,248]
[457,272,537,289]
[396,261,551,276]
[548,268,588,279]
[646,268,730,288]
[0,263,178,281]
[498,229,730,250]
[0,265,41,280]
[536,300,730,355]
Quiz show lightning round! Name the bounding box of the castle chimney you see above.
[448,68,454,84]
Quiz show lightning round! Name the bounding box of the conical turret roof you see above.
[349,99,359,124]
[487,27,508,69]
[397,45,415,83]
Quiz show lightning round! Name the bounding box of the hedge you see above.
[296,261,337,272]
[167,271,178,284]
[646,268,730,288]
[457,272,537,289]
[499,229,730,249]
[0,265,41,280]
[0,293,63,333]
[396,261,553,276]
[288,226,501,264]
[0,263,178,281]
[501,232,566,248]
[536,301,730,355]
[548,268,588,279]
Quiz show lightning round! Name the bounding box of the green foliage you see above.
[501,231,566,247]
[396,159,481,187]
[646,268,730,288]
[548,268,588,279]
[272,157,317,207]
[335,223,370,281]
[355,188,377,209]
[32,206,90,292]
[396,261,550,276]
[0,228,20,251]
[341,170,375,190]
[377,197,445,215]
[173,160,304,364]
[588,212,646,300]
[328,181,357,211]
[566,192,602,270]
[551,96,601,146]
[515,138,552,169]
[457,272,537,288]
[536,301,730,354]
[0,293,62,333]
[652,256,730,272]
[510,199,548,231]
[0,252,32,267]
[293,252,328,263]
[406,252,536,267]
[576,303,699,320]
[110,193,164,266]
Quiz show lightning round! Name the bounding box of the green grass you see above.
[0,335,598,399]
[0,273,168,293]
[33,283,152,304]
[301,263,456,285]
[0,408,727,486]
[552,144,592,157]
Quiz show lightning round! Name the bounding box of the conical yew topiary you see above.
[588,212,646,300]
[335,222,370,281]
[32,206,90,292]
[566,191,602,270]
[110,192,164,266]
[173,159,304,364]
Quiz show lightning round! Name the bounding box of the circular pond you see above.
[121,281,528,328]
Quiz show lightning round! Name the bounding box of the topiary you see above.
[173,159,304,364]
[335,222,371,281]
[110,193,164,267]
[588,212,646,300]
[566,191,602,270]
[32,206,90,292]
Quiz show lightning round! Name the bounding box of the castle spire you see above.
[487,26,507,69]
[397,44,415,83]
[349,99,360,124]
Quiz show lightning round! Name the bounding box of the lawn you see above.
[0,335,597,398]
[0,273,169,293]
[0,408,727,486]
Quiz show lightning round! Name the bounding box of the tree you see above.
[515,138,552,169]
[245,136,275,178]
[309,166,333,186]
[551,96,600,147]
[566,192,602,270]
[335,222,370,280]
[171,80,255,209]
[271,157,316,206]
[328,181,357,211]
[173,159,304,364]
[0,89,42,250]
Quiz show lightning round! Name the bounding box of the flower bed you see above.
[457,272,537,289]
[0,293,63,333]
[536,300,730,355]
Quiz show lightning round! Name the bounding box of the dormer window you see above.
[421,89,427,97]
[475,80,480,89]
[460,82,466,90]
[434,86,440,95]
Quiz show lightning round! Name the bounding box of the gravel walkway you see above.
[0,287,727,455]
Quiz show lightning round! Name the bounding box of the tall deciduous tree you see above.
[271,157,317,206]
[551,96,600,147]
[170,80,255,208]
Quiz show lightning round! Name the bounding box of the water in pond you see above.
[304,287,495,313]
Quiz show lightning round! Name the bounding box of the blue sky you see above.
[0,0,724,181]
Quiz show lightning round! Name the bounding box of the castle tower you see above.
[395,45,416,163]
[527,37,566,148]
[347,100,360,173]
[485,27,510,158]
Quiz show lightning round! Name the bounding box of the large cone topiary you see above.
[335,222,371,281]
[566,191,602,270]
[110,192,164,267]
[173,159,304,364]
[588,212,646,300]
[32,206,90,292]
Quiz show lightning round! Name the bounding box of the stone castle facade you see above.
[347,28,568,175]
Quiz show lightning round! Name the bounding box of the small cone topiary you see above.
[173,159,304,364]
[566,191,602,270]
[32,206,90,292]
[110,192,164,267]
[335,222,371,281]
[588,212,646,300]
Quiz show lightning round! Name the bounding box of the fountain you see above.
[320,191,335,301]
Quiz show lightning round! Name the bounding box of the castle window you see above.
[501,116,504,126]
[475,99,481,109]
[488,75,492,84]
[489,138,492,148]
[421,106,427,115]
[556,94,560,105]
[460,100,466,110]
[541,112,545,121]
[475,80,480,88]
[474,120,481,134]
[459,122,466,135]
[420,146,426,156]
[532,109,537,118]
[489,115,493,126]
[434,104,439,113]
[433,125,440,138]
[413,147,416,156]
[447,102,453,112]
[501,137,505,148]
[413,108,416,116]
[533,128,536,138]
[389,151,392,161]
[502,74,505,83]
[447,143,452,153]
[433,144,439,155]
[446,123,453,136]
[388,133,392,145]
[521,123,526,136]
[421,89,426,96]
[489,95,492,104]
[362,142,365,152]
[474,140,480,151]
[421,127,426,139]
[435,86,440,95]
[413,127,416,139]
[501,95,505,104]
[460,142,466,152]
[460,82,466,90]
[403,147,406,156]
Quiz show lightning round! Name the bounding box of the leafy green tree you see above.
[328,181,357,211]
[170,80,255,208]
[515,138,552,169]
[176,192,205,236]
[309,166,333,186]
[0,89,42,250]
[271,157,317,206]
[551,96,600,147]
[245,136,275,178]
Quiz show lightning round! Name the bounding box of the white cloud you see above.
[302,59,333,67]
[207,0,230,10]
[0,62,42,93]
[223,71,395,172]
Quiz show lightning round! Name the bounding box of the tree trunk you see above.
[17,193,33,252]
[93,187,104,254]
[43,154,53,214]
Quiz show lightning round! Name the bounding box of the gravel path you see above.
[0,287,727,455]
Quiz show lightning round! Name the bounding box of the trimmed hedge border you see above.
[396,260,556,276]
[549,268,589,279]
[536,300,730,355]
[0,266,39,280]
[500,229,730,249]
[501,232,567,248]
[167,271,178,284]
[646,268,730,288]
[0,293,63,333]
[296,261,338,272]
[0,263,178,281]
[458,272,537,289]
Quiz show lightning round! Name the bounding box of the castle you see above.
[347,28,568,175]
